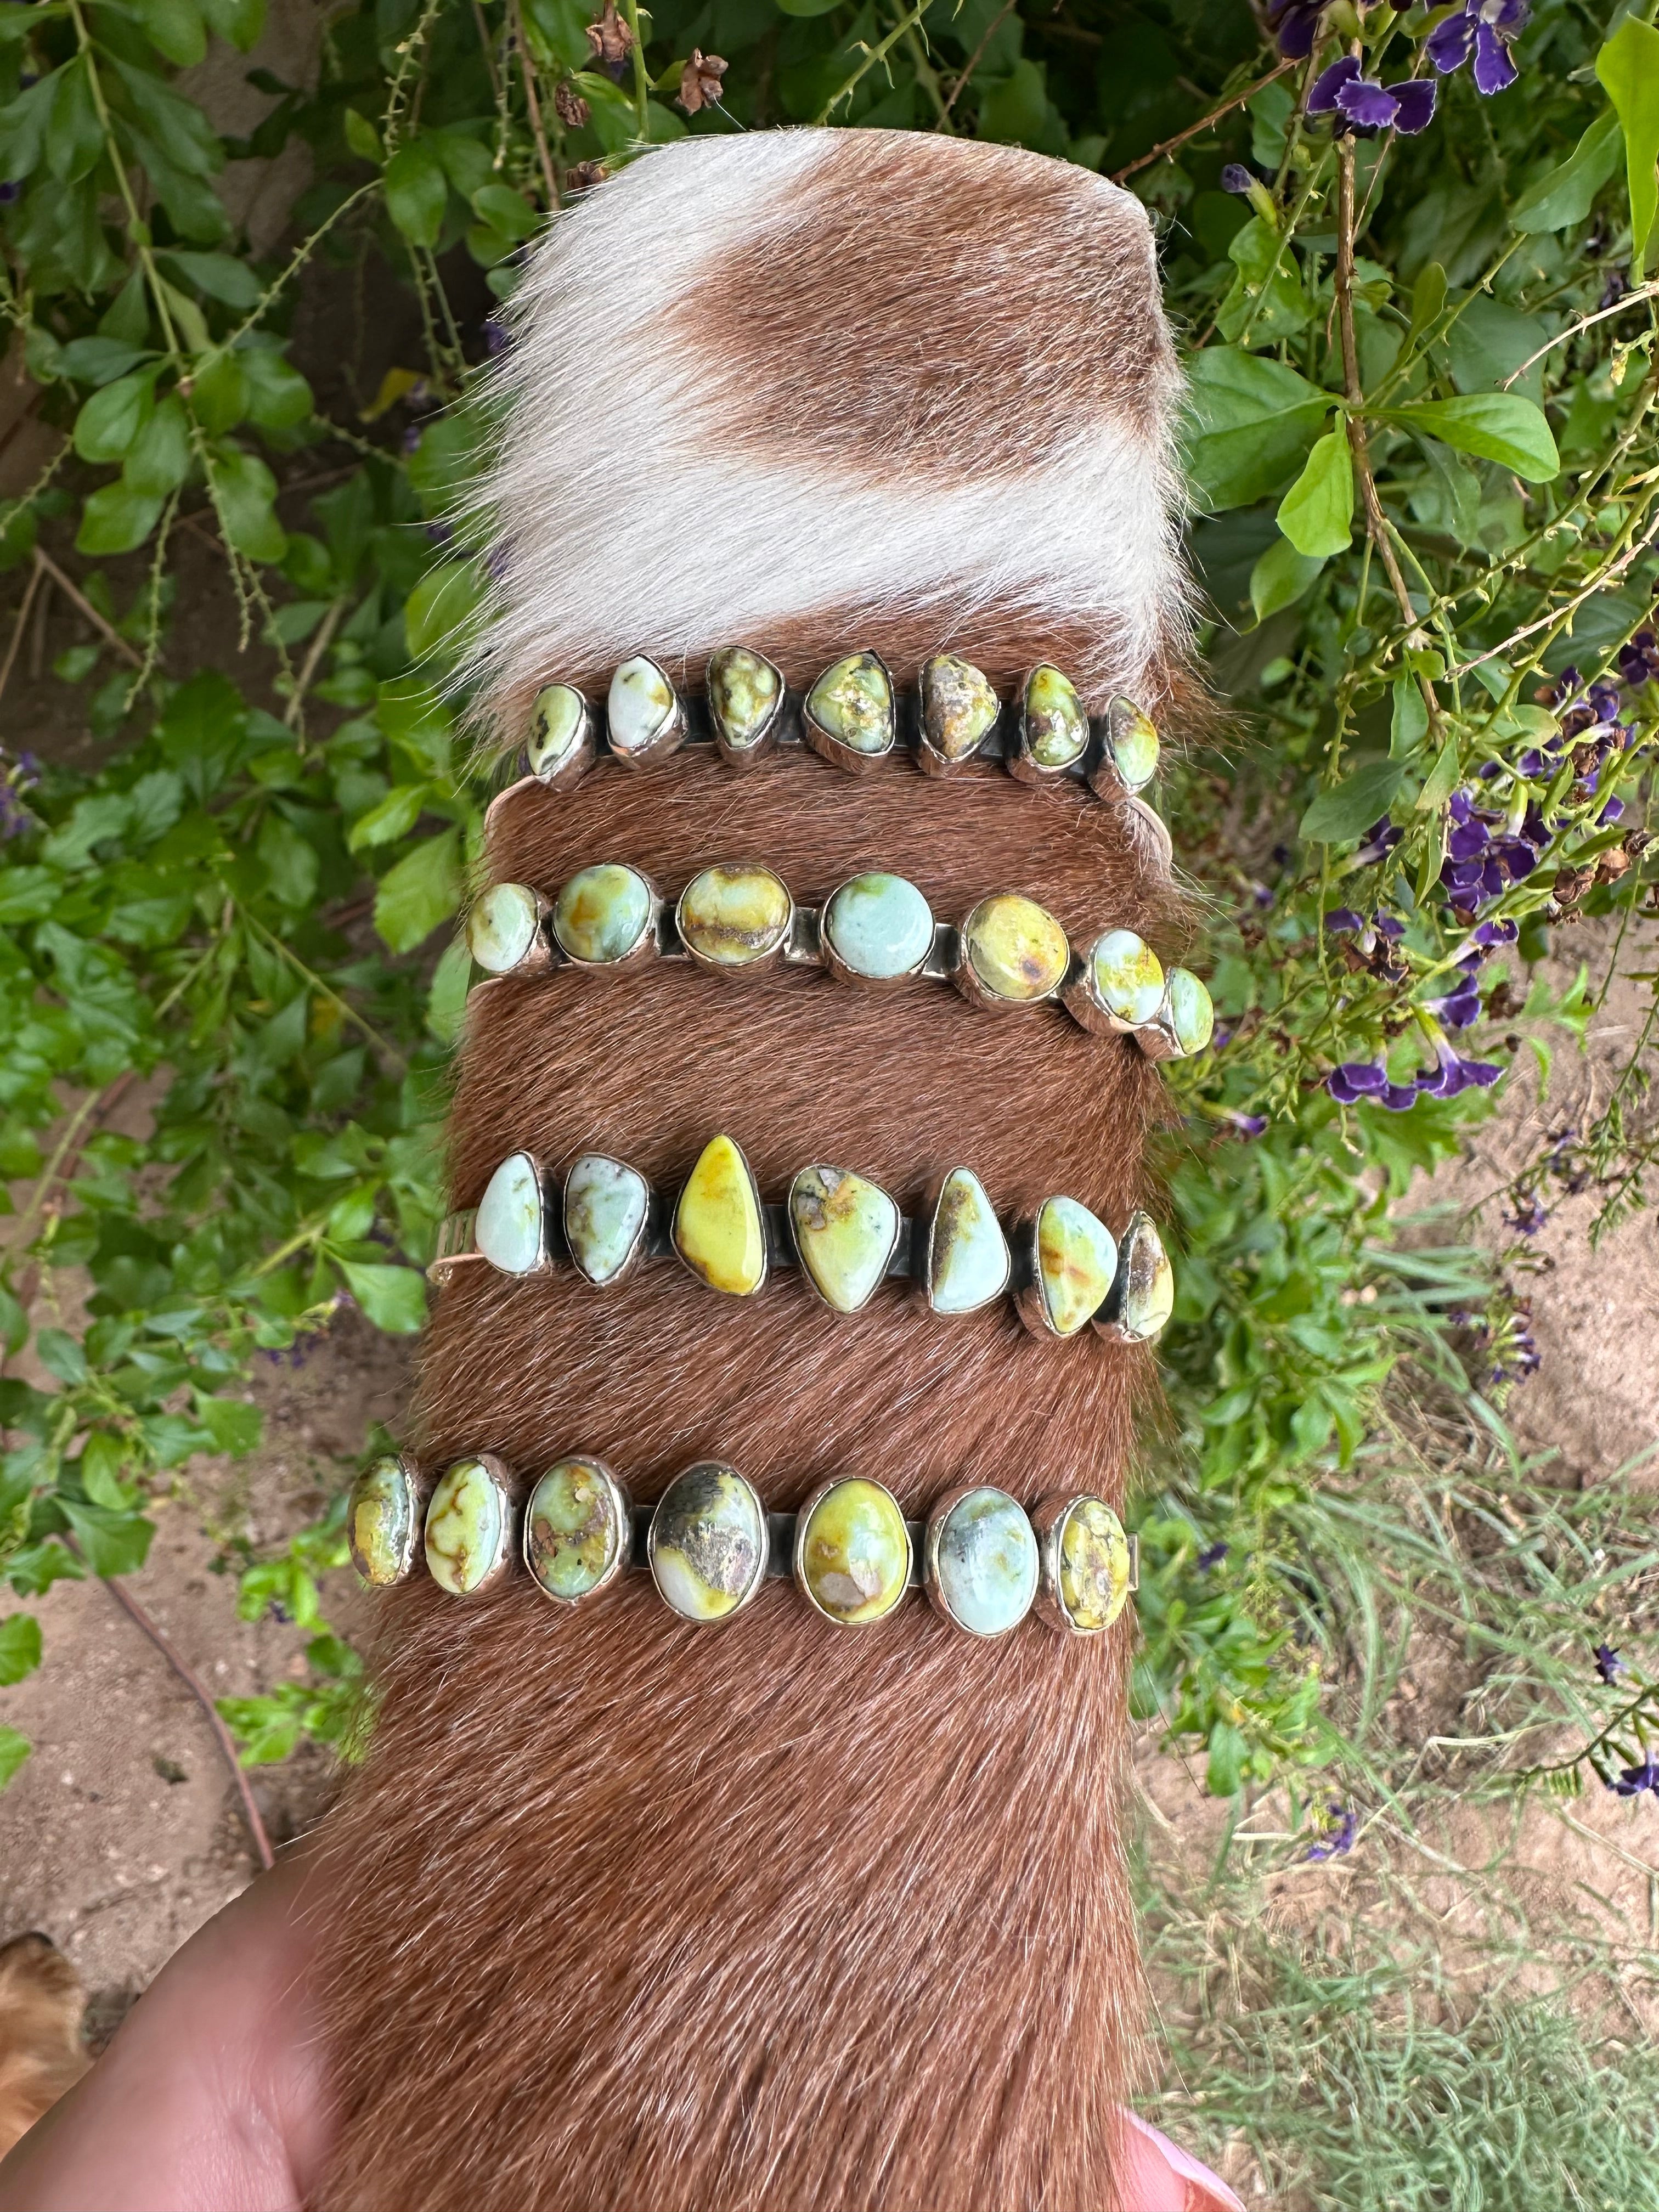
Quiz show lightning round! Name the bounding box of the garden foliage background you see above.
[2,0,1658,2182]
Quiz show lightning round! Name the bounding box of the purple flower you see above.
[1221,164,1255,194]
[1221,1110,1268,1138]
[1267,0,1325,58]
[1375,915,1405,939]
[1502,1191,1548,1237]
[1448,819,1490,862]
[1612,1760,1659,1797]
[1306,1804,1359,1859]
[482,318,509,357]
[1473,19,1518,92]
[1307,55,1362,111]
[1306,60,1436,133]
[1433,985,1482,1029]
[0,181,19,205]
[1328,1059,1388,1102]
[1324,908,1363,932]
[1197,1541,1229,1570]
[1427,9,1475,70]
[1595,1644,1625,1685]
[1472,918,1516,947]
[1430,0,1528,92]
[1380,1082,1419,1110]
[1601,796,1625,823]
[1390,77,1439,132]
[1353,816,1403,866]
[1414,1017,1504,1098]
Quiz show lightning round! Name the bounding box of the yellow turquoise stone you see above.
[921,653,1000,761]
[1167,968,1215,1056]
[788,1165,899,1313]
[348,1455,416,1585]
[798,1478,910,1625]
[708,647,781,748]
[963,894,1071,1003]
[424,1458,507,1596]
[673,1134,766,1296]
[1024,665,1088,769]
[1059,1497,1132,1632]
[524,1458,624,1602]
[552,863,652,964]
[927,1167,1009,1314]
[527,684,585,777]
[807,653,893,754]
[1108,697,1160,792]
[677,865,792,966]
[649,1463,766,1621]
[1089,929,1165,1026]
[1036,1197,1117,1336]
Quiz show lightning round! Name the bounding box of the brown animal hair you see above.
[311,128,1192,2212]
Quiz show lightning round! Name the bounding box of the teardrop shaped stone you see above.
[563,1154,649,1286]
[1166,968,1215,1055]
[1097,1211,1174,1343]
[789,1165,899,1313]
[1024,665,1088,769]
[673,1134,766,1295]
[476,1152,544,1274]
[528,684,585,778]
[921,653,1000,761]
[963,894,1071,1003]
[678,865,792,966]
[1088,928,1165,1026]
[467,882,540,974]
[608,656,676,755]
[1108,697,1160,792]
[798,1478,910,1625]
[932,1486,1037,1637]
[823,872,934,980]
[1036,1197,1117,1336]
[525,1458,625,1603]
[552,863,652,965]
[807,652,893,754]
[708,647,781,749]
[348,1455,417,1586]
[650,1462,766,1621]
[1058,1497,1132,1632]
[927,1168,1009,1314]
[424,1458,508,1596]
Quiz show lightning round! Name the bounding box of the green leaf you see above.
[198,0,267,50]
[81,1430,131,1508]
[191,350,248,436]
[123,392,191,496]
[1206,1719,1247,1797]
[133,0,207,68]
[1299,759,1406,844]
[160,249,264,307]
[60,1500,156,1577]
[384,138,449,250]
[1415,735,1462,815]
[0,1613,41,1687]
[1250,536,1326,622]
[256,811,319,907]
[74,371,157,464]
[1512,109,1623,234]
[434,128,493,199]
[1217,216,1313,345]
[374,824,461,952]
[340,1261,427,1334]
[470,182,539,241]
[343,106,383,163]
[76,483,165,556]
[1382,394,1559,483]
[0,1727,30,1790]
[347,780,432,852]
[1598,18,1659,279]
[239,345,312,431]
[1408,262,1446,339]
[1390,677,1429,758]
[1275,427,1353,558]
[58,336,157,387]
[1183,347,1331,513]
[195,1394,263,1455]
[210,448,286,563]
[404,560,486,663]
[47,58,103,184]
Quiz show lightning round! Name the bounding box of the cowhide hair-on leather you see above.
[311,127,1194,2211]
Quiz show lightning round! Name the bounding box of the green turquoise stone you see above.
[927,1168,1009,1315]
[807,653,893,754]
[476,1151,544,1274]
[798,1478,910,1625]
[678,865,792,966]
[525,1458,624,1602]
[608,655,676,755]
[563,1153,649,1286]
[347,1455,417,1586]
[1167,968,1215,1056]
[789,1165,900,1314]
[425,1458,507,1596]
[921,653,1000,761]
[1036,1197,1117,1336]
[1059,1497,1132,1631]
[527,684,585,778]
[466,882,540,975]
[1109,697,1160,792]
[1089,929,1165,1026]
[1098,1211,1174,1342]
[649,1463,765,1621]
[552,863,652,965]
[933,1487,1037,1637]
[707,647,781,748]
[1024,665,1088,770]
[963,894,1071,1003]
[823,872,934,981]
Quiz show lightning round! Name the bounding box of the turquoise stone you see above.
[552,863,653,965]
[424,1457,509,1596]
[608,655,676,755]
[1166,968,1215,1056]
[931,1487,1037,1637]
[476,1152,544,1275]
[921,653,1000,761]
[648,1463,766,1621]
[1023,665,1088,770]
[677,866,792,966]
[1108,697,1160,792]
[1096,1210,1175,1343]
[707,647,781,750]
[527,684,586,778]
[563,1153,649,1286]
[466,882,540,975]
[797,1478,910,1625]
[807,653,893,754]
[524,1458,626,1604]
[347,1455,417,1586]
[789,1165,900,1313]
[1088,929,1165,1026]
[1035,1197,1116,1336]
[823,872,934,981]
[927,1168,1009,1315]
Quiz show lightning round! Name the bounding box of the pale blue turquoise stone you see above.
[823,873,934,981]
[928,1168,1009,1315]
[466,882,539,974]
[552,864,652,964]
[563,1153,649,1286]
[934,1487,1038,1636]
[476,1151,544,1274]
[1166,968,1215,1056]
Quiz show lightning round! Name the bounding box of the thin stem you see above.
[31,549,143,671]
[511,0,561,210]
[1111,57,1295,182]
[619,0,650,137]
[241,909,408,1071]
[0,557,42,709]
[817,0,939,124]
[282,598,346,733]
[941,0,1016,117]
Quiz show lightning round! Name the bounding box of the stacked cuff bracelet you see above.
[465,864,1215,1062]
[349,1449,1138,1640]
[428,1138,1176,1344]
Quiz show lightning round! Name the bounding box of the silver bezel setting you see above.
[561,1151,656,1289]
[673,861,796,975]
[465,882,554,980]
[951,893,1075,1012]
[522,1455,633,1609]
[706,645,786,769]
[916,651,1001,779]
[1012,1199,1118,1340]
[474,1149,556,1278]
[786,1163,903,1314]
[1009,663,1091,787]
[1031,1491,1133,1637]
[647,1461,770,1623]
[1060,928,1165,1039]
[818,872,939,989]
[346,1451,426,1587]
[922,1482,1039,1639]
[424,1451,516,1598]
[524,683,596,792]
[1092,1208,1171,1344]
[606,653,686,768]
[800,650,897,775]
[549,862,661,970]
[921,1167,1012,1316]
[792,1475,913,1628]
[669,1135,770,1297]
